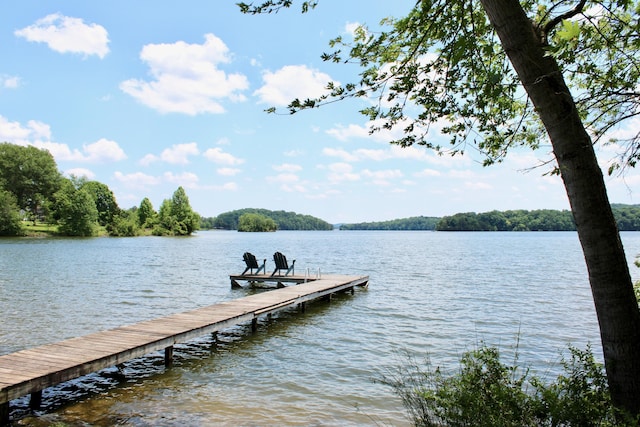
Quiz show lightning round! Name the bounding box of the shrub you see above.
[381,344,635,426]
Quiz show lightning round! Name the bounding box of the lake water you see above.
[2,231,640,426]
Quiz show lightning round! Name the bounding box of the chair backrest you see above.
[244,252,259,268]
[273,252,288,269]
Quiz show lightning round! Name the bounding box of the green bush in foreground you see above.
[382,345,636,426]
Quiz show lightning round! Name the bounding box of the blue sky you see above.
[1,1,638,224]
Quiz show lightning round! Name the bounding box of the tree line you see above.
[339,206,640,232]
[340,216,440,231]
[436,207,640,232]
[203,208,333,231]
[0,142,199,237]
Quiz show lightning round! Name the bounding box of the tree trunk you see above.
[480,0,640,414]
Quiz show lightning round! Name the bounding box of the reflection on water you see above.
[2,231,640,426]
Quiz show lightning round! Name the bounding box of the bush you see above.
[381,344,635,426]
[0,189,24,236]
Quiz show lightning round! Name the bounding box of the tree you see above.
[53,179,98,237]
[107,208,140,237]
[80,181,119,227]
[153,187,199,236]
[0,189,23,236]
[238,212,278,232]
[240,0,640,413]
[137,197,157,228]
[0,142,61,223]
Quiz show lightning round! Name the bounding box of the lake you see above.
[2,231,640,426]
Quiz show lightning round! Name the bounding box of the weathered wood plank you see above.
[0,273,368,423]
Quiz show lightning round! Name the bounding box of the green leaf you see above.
[557,19,580,40]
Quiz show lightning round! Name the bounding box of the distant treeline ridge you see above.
[339,205,640,231]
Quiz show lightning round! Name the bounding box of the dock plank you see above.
[0,274,368,423]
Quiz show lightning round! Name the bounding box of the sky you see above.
[0,1,638,224]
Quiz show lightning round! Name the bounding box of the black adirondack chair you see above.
[242,252,266,275]
[271,251,295,276]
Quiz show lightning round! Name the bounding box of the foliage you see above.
[0,142,204,238]
[436,209,576,231]
[137,197,157,228]
[611,204,640,231]
[435,206,640,231]
[80,181,119,227]
[199,215,215,229]
[153,187,199,236]
[54,183,98,237]
[0,189,24,236]
[0,142,62,223]
[238,213,278,232]
[340,216,440,231]
[208,208,333,230]
[381,344,633,427]
[243,1,640,173]
[107,208,141,237]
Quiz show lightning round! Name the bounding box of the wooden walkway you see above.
[0,274,368,424]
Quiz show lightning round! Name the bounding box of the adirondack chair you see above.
[271,251,295,276]
[242,252,266,275]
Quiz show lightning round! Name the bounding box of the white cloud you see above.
[254,65,335,106]
[1,75,20,89]
[163,171,199,188]
[414,168,442,177]
[327,113,447,145]
[284,149,304,157]
[449,170,476,179]
[139,154,159,166]
[114,171,161,188]
[64,168,95,179]
[37,138,126,163]
[273,163,302,172]
[323,144,437,164]
[326,118,416,143]
[323,147,360,162]
[0,115,125,163]
[160,142,199,165]
[326,123,371,141]
[0,115,51,143]
[81,138,127,162]
[219,182,238,191]
[283,183,307,193]
[120,34,248,115]
[465,181,492,190]
[203,147,244,165]
[327,162,360,183]
[15,13,109,58]
[362,168,403,186]
[217,167,241,176]
[267,173,299,184]
[344,21,361,36]
[362,169,403,180]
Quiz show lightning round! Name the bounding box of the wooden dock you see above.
[0,274,368,424]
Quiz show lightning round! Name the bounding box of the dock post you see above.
[29,390,42,410]
[1,402,9,426]
[251,318,258,332]
[164,346,174,367]
[299,302,306,313]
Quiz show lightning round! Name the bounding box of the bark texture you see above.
[480,0,640,415]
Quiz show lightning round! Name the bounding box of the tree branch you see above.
[542,0,587,38]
